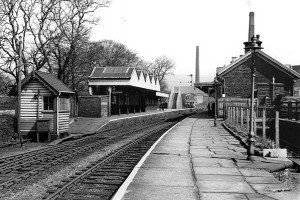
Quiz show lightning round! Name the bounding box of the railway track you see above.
[0,114,189,194]
[43,118,177,200]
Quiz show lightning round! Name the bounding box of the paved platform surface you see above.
[113,113,300,200]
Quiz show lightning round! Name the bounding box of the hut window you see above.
[60,97,69,111]
[43,96,54,110]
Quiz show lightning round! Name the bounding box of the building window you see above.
[60,97,69,111]
[43,96,54,110]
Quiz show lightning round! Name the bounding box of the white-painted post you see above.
[275,111,280,148]
[262,109,266,141]
[240,107,244,127]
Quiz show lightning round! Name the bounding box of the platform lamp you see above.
[244,35,263,160]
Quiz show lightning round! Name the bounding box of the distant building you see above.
[195,12,300,107]
[88,66,168,116]
[168,86,209,109]
[291,65,300,96]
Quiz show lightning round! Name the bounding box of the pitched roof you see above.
[89,67,134,79]
[218,50,300,79]
[292,65,300,74]
[21,71,74,95]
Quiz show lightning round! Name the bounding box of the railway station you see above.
[1,6,300,200]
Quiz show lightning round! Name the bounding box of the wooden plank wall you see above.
[58,110,70,133]
[21,79,53,134]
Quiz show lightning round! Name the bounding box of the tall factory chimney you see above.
[195,46,199,83]
[244,12,255,53]
[248,12,255,42]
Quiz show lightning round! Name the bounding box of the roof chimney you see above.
[230,57,237,63]
[195,46,199,83]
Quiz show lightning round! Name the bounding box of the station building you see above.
[88,66,168,116]
[195,12,300,109]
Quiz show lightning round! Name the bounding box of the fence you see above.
[218,98,250,118]
[279,101,300,120]
[225,104,280,147]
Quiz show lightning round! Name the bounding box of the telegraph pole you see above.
[15,36,23,147]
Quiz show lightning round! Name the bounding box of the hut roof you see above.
[21,71,74,95]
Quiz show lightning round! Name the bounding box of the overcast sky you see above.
[91,0,300,83]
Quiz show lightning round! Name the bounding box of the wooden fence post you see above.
[240,107,243,127]
[262,109,266,141]
[232,107,235,123]
[235,107,238,124]
[275,111,280,148]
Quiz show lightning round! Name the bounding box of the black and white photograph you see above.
[0,0,300,199]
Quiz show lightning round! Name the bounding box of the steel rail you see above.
[43,122,174,200]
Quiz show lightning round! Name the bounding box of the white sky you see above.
[91,0,300,82]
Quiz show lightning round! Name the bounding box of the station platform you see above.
[112,113,299,200]
[68,109,179,135]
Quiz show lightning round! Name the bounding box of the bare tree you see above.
[136,55,175,91]
[0,0,111,88]
[88,40,139,67]
[0,0,35,81]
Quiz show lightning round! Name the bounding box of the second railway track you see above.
[0,114,190,198]
[43,119,177,200]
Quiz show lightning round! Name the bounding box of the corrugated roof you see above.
[89,67,134,79]
[21,71,74,95]
[136,70,142,80]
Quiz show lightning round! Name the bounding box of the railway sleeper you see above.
[95,168,132,172]
[91,172,128,177]
[86,176,125,181]
[80,184,119,190]
[101,164,135,169]
[70,190,112,196]
[18,167,32,172]
[70,197,110,200]
[80,179,123,185]
[0,168,12,174]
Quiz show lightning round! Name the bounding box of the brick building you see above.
[195,12,300,107]
[216,50,300,105]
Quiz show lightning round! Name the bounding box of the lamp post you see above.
[244,35,263,160]
[214,77,218,127]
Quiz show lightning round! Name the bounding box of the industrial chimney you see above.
[248,12,255,42]
[244,12,255,53]
[195,46,199,83]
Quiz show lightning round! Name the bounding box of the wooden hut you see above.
[18,71,74,141]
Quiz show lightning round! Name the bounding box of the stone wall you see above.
[78,96,102,118]
[0,113,15,144]
[101,109,194,131]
